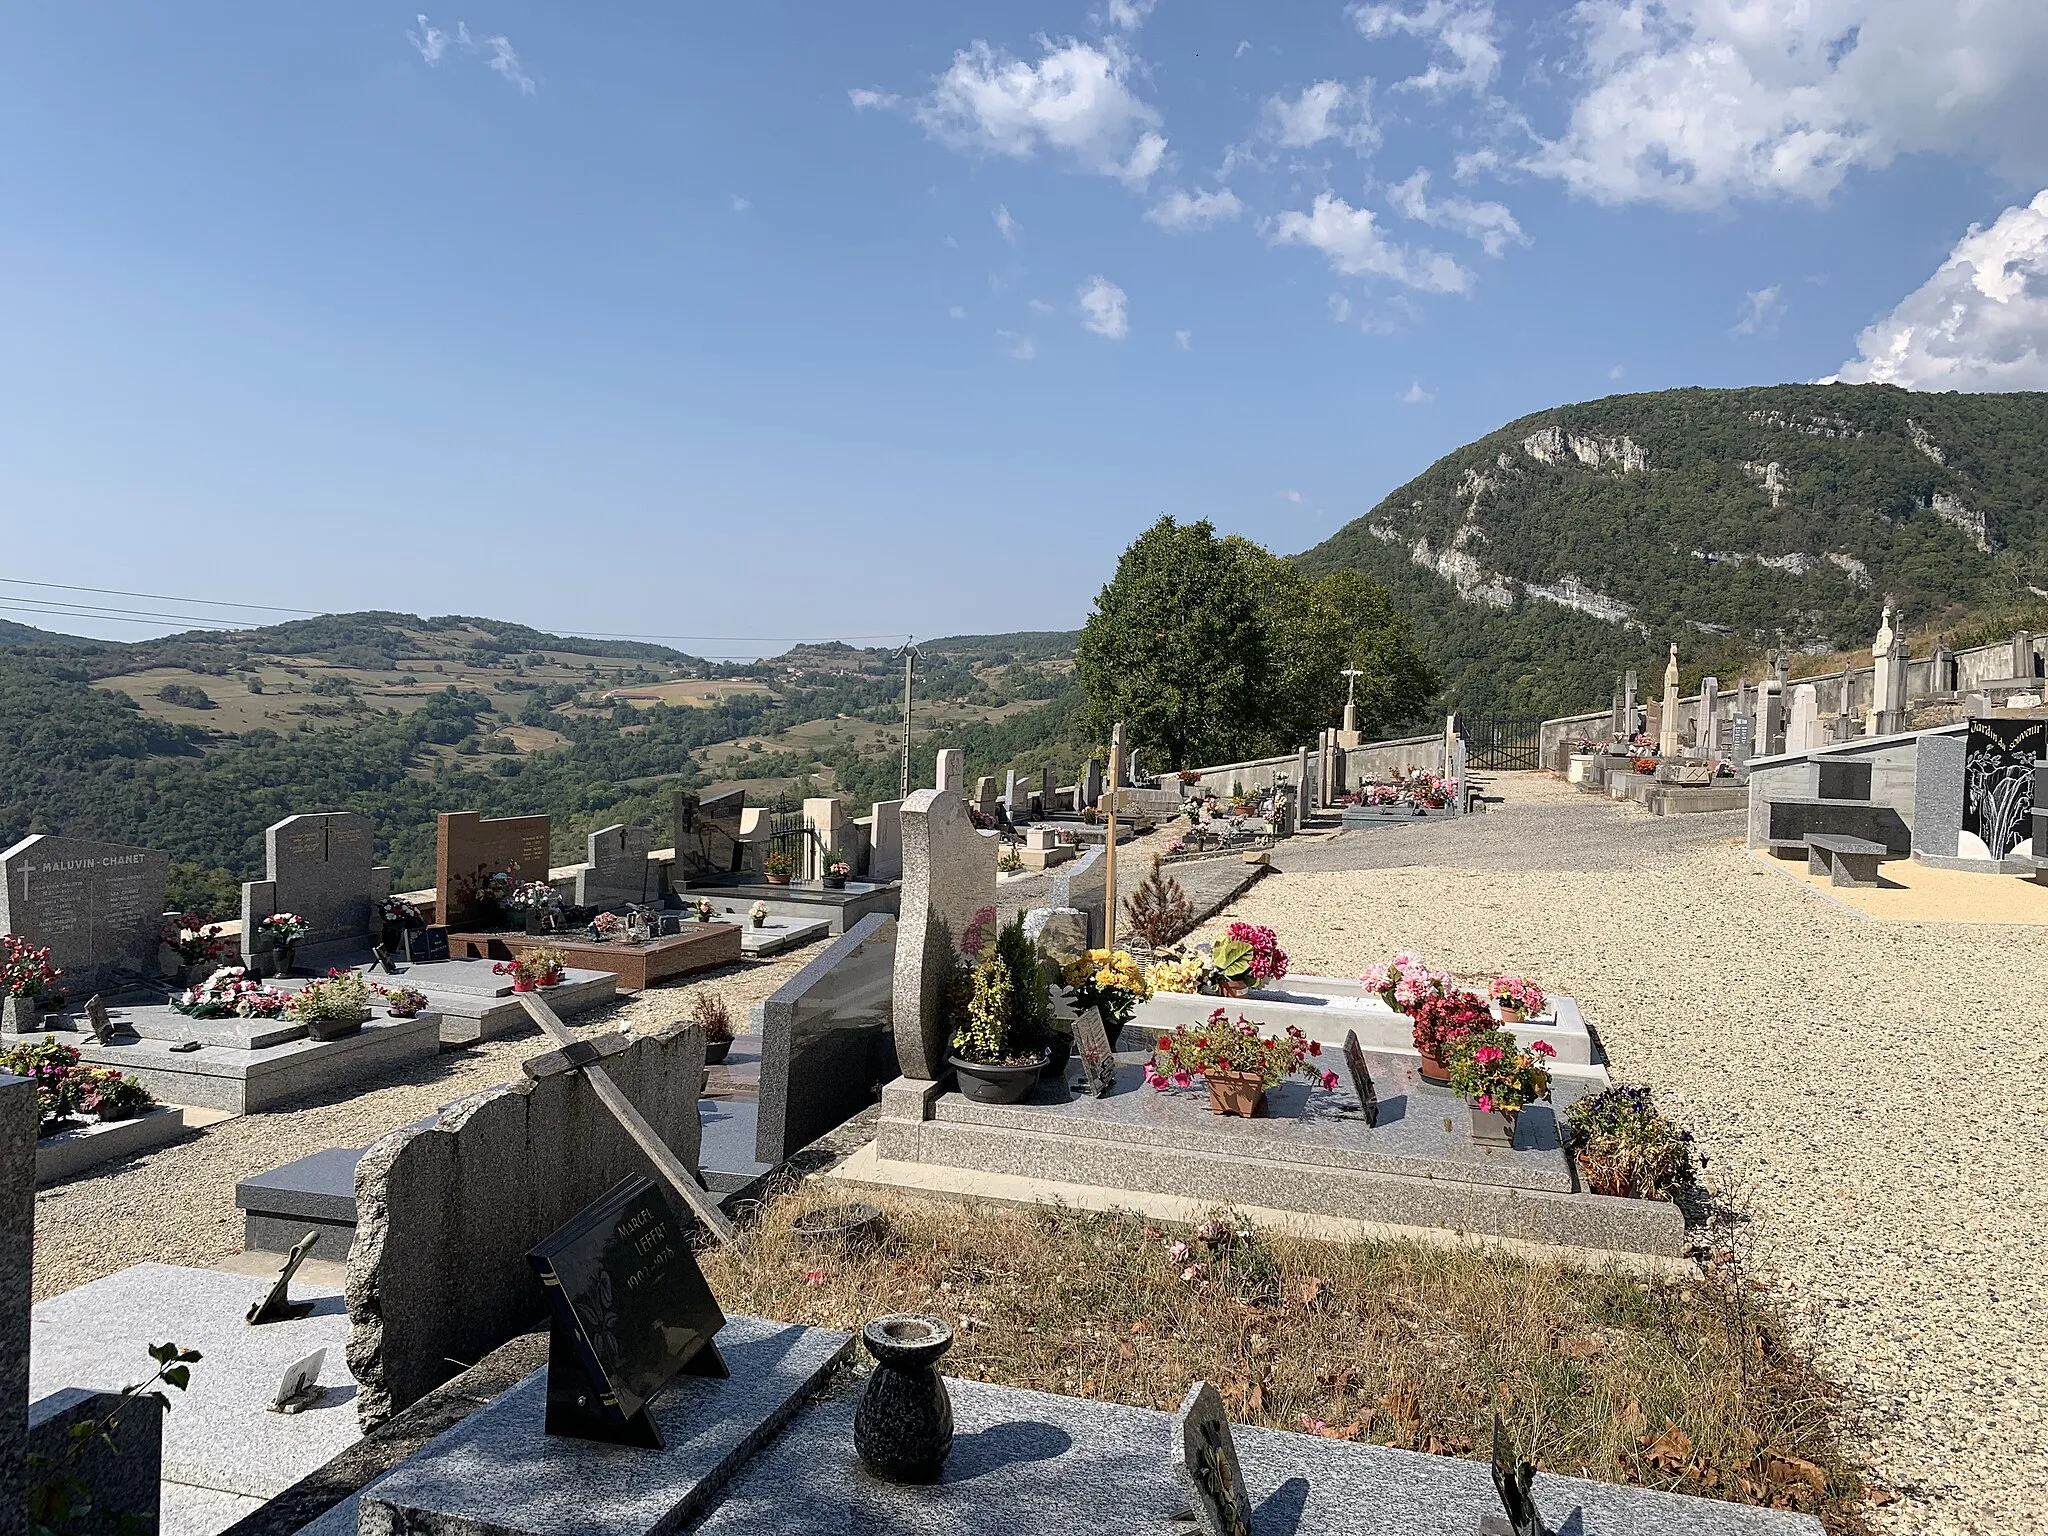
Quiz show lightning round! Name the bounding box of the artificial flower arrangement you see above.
[749,901,769,928]
[1061,948,1150,1037]
[1631,756,1658,775]
[1364,784,1401,806]
[1142,950,1207,996]
[379,896,423,926]
[591,911,625,940]
[1145,1008,1339,1118]
[1444,1028,1555,1120]
[1407,988,1492,1081]
[1489,975,1547,1021]
[507,881,563,914]
[0,1035,154,1129]
[826,858,851,879]
[159,913,228,966]
[2,934,62,1001]
[256,912,309,943]
[171,966,289,1019]
[1225,923,1288,984]
[1360,951,1445,1012]
[694,897,717,923]
[1564,1084,1700,1200]
[1405,769,1454,809]
[762,850,797,883]
[375,984,429,1018]
[494,945,568,991]
[286,970,373,1027]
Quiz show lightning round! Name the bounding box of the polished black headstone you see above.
[1342,1029,1378,1127]
[527,1175,728,1450]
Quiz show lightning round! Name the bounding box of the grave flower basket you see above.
[1146,1009,1337,1118]
[1489,975,1546,1024]
[823,858,850,891]
[287,970,375,1042]
[1408,989,1491,1084]
[1444,1028,1554,1147]
[75,1065,153,1122]
[495,946,568,992]
[253,913,310,976]
[749,902,769,929]
[762,851,796,887]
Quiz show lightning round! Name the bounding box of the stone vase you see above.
[854,1315,954,1484]
[2,994,35,1034]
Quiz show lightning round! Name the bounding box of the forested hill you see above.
[1295,384,2048,717]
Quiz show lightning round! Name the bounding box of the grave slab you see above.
[448,928,739,990]
[355,1317,854,1536]
[387,961,617,1046]
[680,881,898,937]
[30,1262,362,1507]
[693,1372,1819,1535]
[736,917,831,957]
[73,1013,442,1113]
[238,1146,367,1260]
[35,1104,187,1184]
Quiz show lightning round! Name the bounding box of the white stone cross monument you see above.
[1658,645,1681,758]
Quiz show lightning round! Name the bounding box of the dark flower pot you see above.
[95,1103,137,1123]
[949,1054,1045,1104]
[823,875,847,890]
[854,1315,954,1484]
[1046,1033,1072,1077]
[703,1038,732,1065]
[307,1011,369,1043]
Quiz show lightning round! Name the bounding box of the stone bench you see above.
[1804,833,1889,888]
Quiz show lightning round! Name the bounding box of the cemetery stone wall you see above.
[0,834,168,994]
[434,811,551,929]
[344,1021,705,1427]
[753,913,898,1166]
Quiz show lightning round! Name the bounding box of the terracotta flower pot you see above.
[1498,1004,1526,1024]
[1218,977,1250,999]
[1416,1044,1451,1084]
[1204,1070,1266,1118]
[764,873,792,887]
[511,979,535,993]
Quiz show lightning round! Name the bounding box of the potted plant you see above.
[1360,952,1443,1013]
[1631,756,1658,775]
[1489,975,1547,1023]
[691,991,736,1065]
[159,913,227,985]
[1,935,62,1034]
[749,901,769,930]
[1203,938,1256,997]
[1141,949,1206,997]
[375,984,429,1019]
[1408,988,1490,1084]
[508,881,564,935]
[762,850,796,887]
[493,945,568,992]
[1444,1028,1555,1145]
[1061,948,1149,1052]
[378,895,424,951]
[286,969,375,1042]
[0,1036,82,1134]
[73,1065,154,1122]
[1144,1008,1339,1118]
[997,847,1025,874]
[947,913,1051,1104]
[1563,1084,1700,1200]
[694,897,717,925]
[253,913,309,976]
[823,857,851,891]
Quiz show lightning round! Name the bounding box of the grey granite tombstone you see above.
[866,799,904,883]
[243,812,390,969]
[1729,715,1755,770]
[972,776,998,820]
[1080,758,1104,811]
[0,1072,31,1523]
[1698,676,1720,758]
[753,914,897,1166]
[890,790,993,1079]
[1040,763,1057,814]
[934,749,965,797]
[1622,669,1638,736]
[575,824,654,909]
[1171,1381,1253,1536]
[1003,770,1024,820]
[0,834,168,995]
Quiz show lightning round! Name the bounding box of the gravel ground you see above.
[29,948,814,1303]
[1190,773,2044,1536]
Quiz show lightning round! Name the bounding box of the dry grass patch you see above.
[704,1188,1873,1534]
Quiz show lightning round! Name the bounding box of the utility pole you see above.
[895,639,918,798]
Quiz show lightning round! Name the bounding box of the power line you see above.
[0,577,319,615]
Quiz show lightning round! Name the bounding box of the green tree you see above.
[1075,518,1269,767]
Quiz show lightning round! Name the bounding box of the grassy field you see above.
[704,1187,1876,1535]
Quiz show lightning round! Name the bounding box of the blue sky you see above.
[3,2,2044,653]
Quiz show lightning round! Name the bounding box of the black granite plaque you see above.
[527,1175,728,1449]
[1963,720,2045,859]
[1342,1029,1378,1127]
[408,926,450,964]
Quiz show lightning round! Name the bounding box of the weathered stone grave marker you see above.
[892,789,993,1079]
[0,833,167,996]
[242,811,391,968]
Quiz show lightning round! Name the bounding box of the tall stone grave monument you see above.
[891,789,994,1079]
[1868,603,1910,736]
[1080,758,1104,812]
[1698,676,1720,758]
[0,834,167,995]
[574,824,654,909]
[435,811,551,930]
[934,749,965,797]
[1786,685,1823,754]
[865,798,904,883]
[242,812,392,969]
[673,788,746,882]
[1622,669,1639,737]
[1658,645,1681,758]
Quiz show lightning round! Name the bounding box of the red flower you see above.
[1529,1040,1556,1057]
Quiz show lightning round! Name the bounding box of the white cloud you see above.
[1328,293,1353,323]
[948,305,967,320]
[1732,285,1785,337]
[1000,331,1038,361]
[1280,489,1303,502]
[1351,1,1501,95]
[1077,276,1130,338]
[993,203,1021,244]
[730,194,752,212]
[1146,187,1244,231]
[1400,380,1436,403]
[408,15,449,64]
[1609,363,1626,379]
[1386,169,1525,257]
[1270,193,1471,293]
[1831,191,2048,390]
[849,88,903,111]
[408,17,534,93]
[1028,298,1056,314]
[1235,40,1252,59]
[1528,0,2048,210]
[1262,80,1379,153]
[1107,0,1159,32]
[1174,329,1192,350]
[1453,147,1503,181]
[943,234,959,249]
[909,38,1167,188]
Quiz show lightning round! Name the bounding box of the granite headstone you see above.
[753,914,898,1166]
[576,825,655,910]
[934,749,965,797]
[1961,719,2045,860]
[891,790,993,1080]
[1171,1380,1253,1536]
[0,833,167,994]
[242,812,390,968]
[436,811,551,930]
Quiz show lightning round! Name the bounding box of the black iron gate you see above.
[1461,717,1544,771]
[766,810,822,879]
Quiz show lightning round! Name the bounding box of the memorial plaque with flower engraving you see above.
[526,1174,728,1449]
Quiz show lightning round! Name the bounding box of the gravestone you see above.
[1960,720,2045,860]
[1342,1029,1378,1127]
[242,812,391,968]
[1657,645,1681,757]
[753,914,898,1166]
[1069,989,1117,1099]
[1608,689,1624,742]
[0,1072,31,1521]
[1622,669,1638,736]
[1003,770,1025,820]
[1786,685,1822,754]
[576,824,654,909]
[1729,715,1755,770]
[1760,684,1785,757]
[972,776,998,821]
[0,834,167,994]
[1039,763,1057,815]
[1080,758,1104,811]
[934,749,965,797]
[527,1175,727,1448]
[436,811,551,930]
[1698,676,1720,758]
[1171,1380,1253,1536]
[673,789,746,881]
[866,799,904,883]
[891,789,993,1079]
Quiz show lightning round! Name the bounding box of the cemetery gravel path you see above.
[29,950,811,1303]
[1190,774,2043,1536]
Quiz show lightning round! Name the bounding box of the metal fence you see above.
[1461,717,1545,771]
